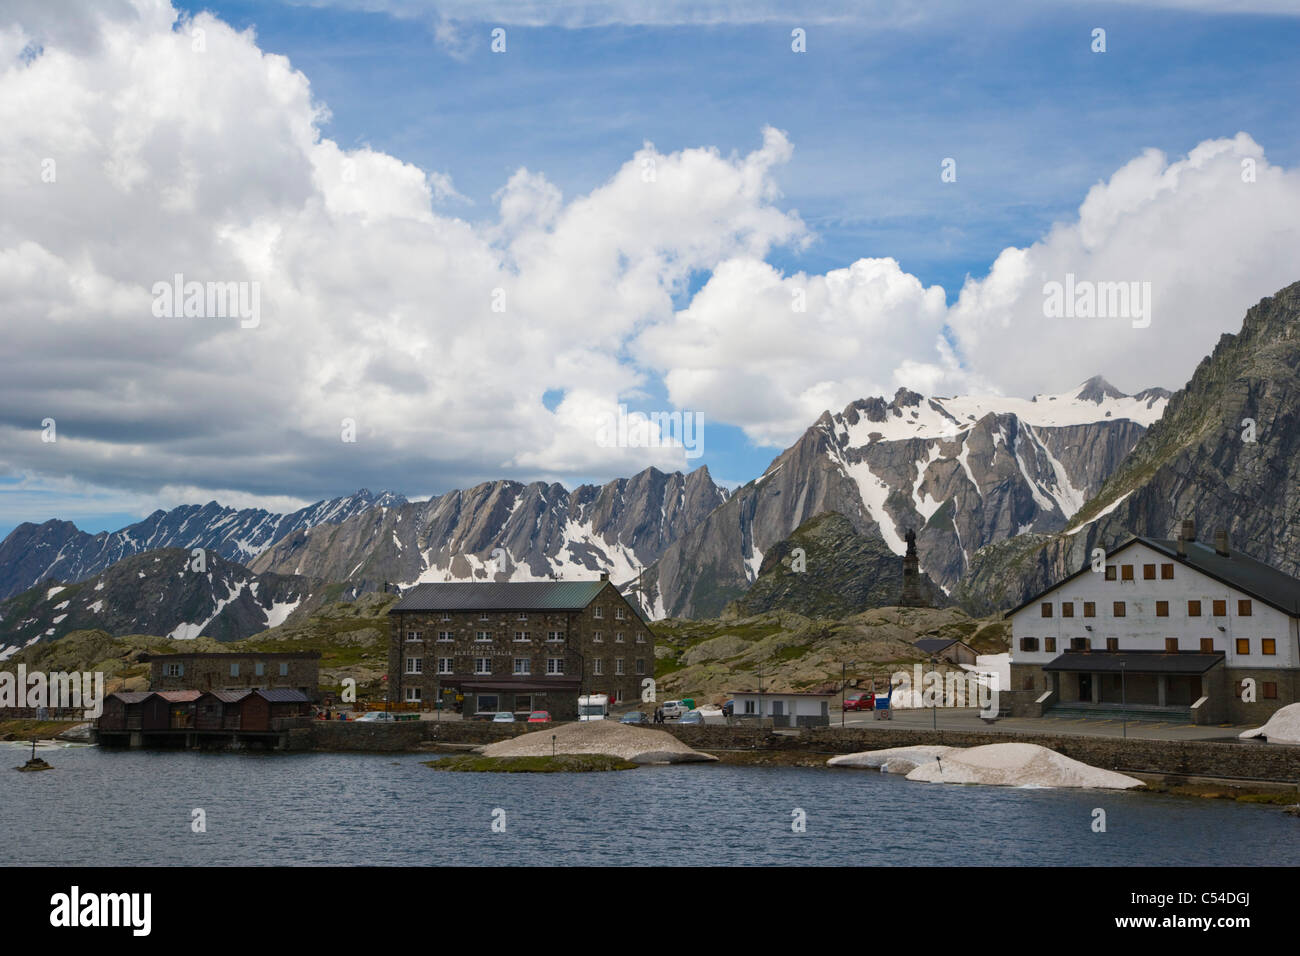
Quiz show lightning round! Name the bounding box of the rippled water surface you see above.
[2,744,1293,866]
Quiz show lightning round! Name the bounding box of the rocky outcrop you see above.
[724,512,949,619]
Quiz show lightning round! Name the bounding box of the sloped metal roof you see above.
[389,580,609,613]
[1043,651,1225,674]
[204,690,252,703]
[252,689,311,703]
[108,691,153,704]
[153,690,203,702]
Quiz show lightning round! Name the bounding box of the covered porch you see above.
[1042,650,1225,720]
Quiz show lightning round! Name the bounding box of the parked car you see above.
[355,711,393,722]
[492,712,516,723]
[678,709,706,726]
[661,700,686,719]
[527,711,551,724]
[721,699,734,717]
[620,711,646,725]
[843,692,875,712]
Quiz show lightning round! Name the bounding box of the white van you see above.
[661,700,685,719]
[578,694,609,721]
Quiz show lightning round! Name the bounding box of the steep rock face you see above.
[250,466,728,600]
[725,512,949,620]
[0,549,322,654]
[642,380,1164,619]
[957,279,1300,612]
[0,490,400,601]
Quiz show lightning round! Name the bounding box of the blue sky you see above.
[2,0,1299,540]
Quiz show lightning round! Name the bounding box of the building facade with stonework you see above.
[1007,522,1300,724]
[144,651,320,700]
[387,577,654,720]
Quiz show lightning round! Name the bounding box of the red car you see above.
[527,710,552,724]
[842,693,874,712]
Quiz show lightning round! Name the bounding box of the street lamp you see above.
[930,656,938,730]
[1121,661,1127,739]
[841,660,856,729]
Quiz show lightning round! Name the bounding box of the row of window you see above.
[406,629,643,644]
[403,657,646,676]
[1042,599,1253,619]
[1020,636,1277,655]
[1104,562,1176,582]
[163,662,289,677]
[424,607,629,622]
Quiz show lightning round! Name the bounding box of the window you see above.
[1188,600,1202,617]
[1156,601,1169,617]
[1200,638,1214,653]
[1113,601,1126,618]
[1071,637,1090,651]
[255,661,265,676]
[1238,599,1253,617]
[593,631,603,643]
[438,631,453,642]
[1143,564,1156,580]
[636,632,646,643]
[593,659,604,675]
[615,658,625,675]
[513,658,531,675]
[615,632,625,643]
[229,662,239,677]
[615,607,625,620]
[1061,602,1074,618]
[636,659,646,675]
[1212,600,1226,617]
[1044,637,1056,653]
[437,658,453,675]
[1164,638,1178,653]
[1263,682,1278,700]
[279,662,288,676]
[1263,638,1277,656]
[1121,565,1134,581]
[1083,602,1096,618]
[547,631,564,642]
[594,607,604,619]
[1105,566,1117,581]
[440,613,451,622]
[514,631,530,642]
[474,658,491,675]
[1161,563,1174,580]
[517,613,528,621]
[1041,602,1053,618]
[1235,638,1250,655]
[546,658,564,675]
[405,657,422,674]
[1107,638,1120,651]
[1020,637,1039,652]
[476,631,492,642]
[744,699,756,715]
[476,694,498,713]
[165,663,183,677]
[479,613,490,621]
[405,687,421,702]
[406,630,423,642]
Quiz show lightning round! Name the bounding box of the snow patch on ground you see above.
[828,745,957,774]
[1066,490,1133,535]
[1238,703,1300,745]
[46,586,65,599]
[905,743,1143,789]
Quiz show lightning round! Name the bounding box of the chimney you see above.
[1181,518,1196,543]
[1214,528,1230,557]
[599,572,609,582]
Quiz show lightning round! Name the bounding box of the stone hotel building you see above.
[387,576,654,720]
